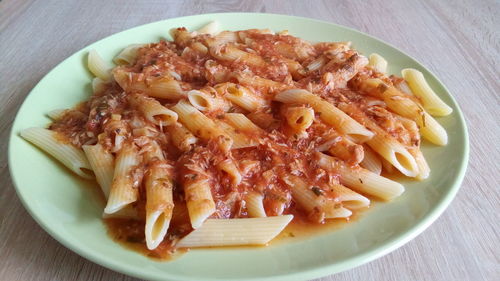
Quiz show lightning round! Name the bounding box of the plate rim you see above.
[8,12,470,281]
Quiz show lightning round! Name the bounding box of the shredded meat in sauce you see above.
[48,27,421,258]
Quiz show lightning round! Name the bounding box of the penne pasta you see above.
[47,109,68,120]
[245,192,267,218]
[360,145,382,175]
[87,50,111,80]
[215,82,267,112]
[20,128,93,179]
[113,44,144,65]
[361,78,448,145]
[104,142,141,214]
[176,215,293,247]
[283,175,340,222]
[82,143,114,198]
[113,68,185,100]
[144,160,174,250]
[217,158,242,186]
[171,100,233,152]
[317,133,364,165]
[411,148,430,181]
[24,23,452,257]
[285,106,315,133]
[317,152,405,201]
[368,53,388,73]
[167,123,198,152]
[181,172,216,229]
[92,77,107,94]
[215,119,258,149]
[102,205,140,219]
[325,206,352,219]
[196,21,220,35]
[128,93,178,126]
[187,89,229,112]
[223,113,265,134]
[233,72,289,94]
[338,102,419,177]
[402,68,453,116]
[210,44,266,68]
[332,184,370,210]
[274,89,374,142]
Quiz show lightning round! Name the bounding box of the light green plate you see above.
[8,13,469,281]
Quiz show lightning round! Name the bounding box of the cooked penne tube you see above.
[213,31,240,45]
[210,44,266,68]
[245,192,267,218]
[305,56,327,72]
[87,50,111,80]
[113,68,184,100]
[285,106,314,132]
[167,123,198,152]
[176,215,293,247]
[274,89,374,142]
[368,53,388,73]
[332,184,370,209]
[215,119,258,149]
[338,102,419,177]
[82,143,114,198]
[20,128,93,179]
[128,93,178,126]
[144,160,174,250]
[283,175,341,222]
[223,113,265,134]
[196,21,220,35]
[171,100,233,151]
[102,205,140,219]
[181,172,216,229]
[402,68,453,116]
[360,145,382,175]
[47,109,68,120]
[215,82,267,112]
[317,152,405,201]
[104,142,141,214]
[187,89,229,112]
[233,73,289,94]
[113,44,144,65]
[169,27,193,47]
[325,206,352,219]
[317,133,364,165]
[103,118,130,153]
[381,157,395,174]
[92,77,107,94]
[362,78,448,145]
[217,158,242,186]
[411,147,430,181]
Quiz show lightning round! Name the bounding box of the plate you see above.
[8,13,469,280]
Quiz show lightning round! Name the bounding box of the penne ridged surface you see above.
[176,215,294,247]
[82,143,114,198]
[317,152,404,201]
[87,50,111,80]
[20,128,93,179]
[104,142,141,214]
[402,68,453,116]
[275,89,374,142]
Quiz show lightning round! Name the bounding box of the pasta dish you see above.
[20,21,452,258]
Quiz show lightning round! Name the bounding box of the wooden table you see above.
[1,0,498,280]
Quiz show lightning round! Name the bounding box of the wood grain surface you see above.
[0,0,498,280]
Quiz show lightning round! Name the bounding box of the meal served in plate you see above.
[20,21,452,259]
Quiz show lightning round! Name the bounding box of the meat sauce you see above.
[48,27,418,260]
